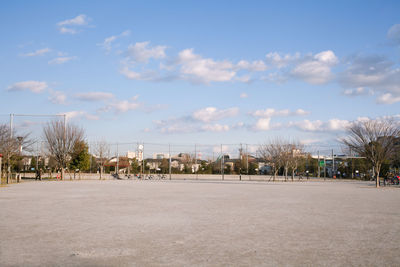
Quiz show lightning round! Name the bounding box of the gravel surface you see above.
[1,180,399,266]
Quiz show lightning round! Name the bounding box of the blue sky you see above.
[1,0,400,152]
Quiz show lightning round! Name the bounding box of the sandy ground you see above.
[0,180,399,266]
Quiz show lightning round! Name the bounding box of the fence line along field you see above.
[0,179,399,266]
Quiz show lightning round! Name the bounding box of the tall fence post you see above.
[169,143,171,180]
[221,144,224,180]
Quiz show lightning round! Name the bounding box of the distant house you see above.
[145,158,163,171]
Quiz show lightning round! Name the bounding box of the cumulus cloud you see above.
[289,118,350,132]
[48,56,77,65]
[120,66,163,81]
[254,118,271,131]
[21,48,51,57]
[48,90,66,104]
[343,87,368,96]
[126,41,166,63]
[57,14,90,34]
[75,92,114,102]
[339,55,400,103]
[201,124,230,132]
[377,93,400,104]
[250,108,310,117]
[265,52,300,68]
[289,119,324,132]
[388,24,400,44]
[62,110,99,121]
[99,30,130,51]
[153,106,239,133]
[98,96,141,114]
[7,81,48,93]
[236,75,252,83]
[177,49,236,83]
[236,60,267,71]
[192,107,239,122]
[291,50,338,84]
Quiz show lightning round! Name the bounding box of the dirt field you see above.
[1,180,399,266]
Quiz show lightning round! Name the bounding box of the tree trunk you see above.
[376,165,381,188]
[61,167,64,180]
[99,166,102,180]
[284,167,288,180]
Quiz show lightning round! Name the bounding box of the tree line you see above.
[1,118,400,187]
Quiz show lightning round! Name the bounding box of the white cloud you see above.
[290,120,324,132]
[178,49,236,83]
[153,107,239,134]
[326,119,351,131]
[106,100,141,113]
[377,93,400,104]
[62,111,99,121]
[48,56,77,65]
[59,27,77,34]
[7,81,48,93]
[339,55,400,103]
[48,90,66,104]
[75,92,114,102]
[291,50,338,84]
[201,124,230,132]
[343,87,368,96]
[254,118,271,131]
[250,108,309,117]
[289,118,350,132]
[388,24,400,44]
[21,48,51,57]
[58,14,88,26]
[120,66,161,81]
[192,107,239,122]
[236,60,267,71]
[99,30,130,51]
[57,14,90,34]
[236,75,252,83]
[265,52,300,68]
[126,41,166,63]
[294,109,310,116]
[240,93,248,98]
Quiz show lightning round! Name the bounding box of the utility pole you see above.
[246,144,249,180]
[62,114,66,180]
[317,150,320,178]
[324,156,326,180]
[332,149,335,178]
[240,143,243,181]
[169,143,171,180]
[7,113,13,184]
[116,143,119,174]
[221,144,224,180]
[350,148,354,179]
[195,144,198,180]
[142,142,145,175]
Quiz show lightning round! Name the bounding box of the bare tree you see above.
[43,120,85,180]
[341,119,400,187]
[0,124,33,183]
[257,139,284,181]
[288,142,304,181]
[93,140,110,180]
